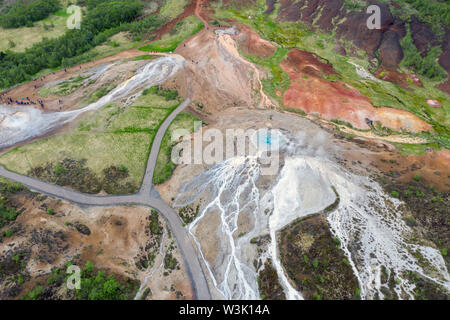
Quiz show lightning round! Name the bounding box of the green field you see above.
[139,16,203,53]
[153,111,199,185]
[0,87,182,194]
[0,7,69,52]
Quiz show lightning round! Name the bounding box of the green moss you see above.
[258,259,286,300]
[279,214,359,299]
[22,285,44,300]
[0,90,181,193]
[240,47,290,105]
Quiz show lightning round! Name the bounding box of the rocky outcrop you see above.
[269,0,448,90]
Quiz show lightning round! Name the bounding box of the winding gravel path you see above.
[0,98,212,300]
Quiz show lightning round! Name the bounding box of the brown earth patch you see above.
[375,69,424,89]
[234,23,276,59]
[370,149,450,191]
[172,29,256,113]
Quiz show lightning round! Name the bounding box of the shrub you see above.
[2,228,14,237]
[333,236,341,246]
[312,259,319,269]
[415,190,425,198]
[405,217,417,227]
[342,258,350,267]
[0,199,20,227]
[354,287,361,300]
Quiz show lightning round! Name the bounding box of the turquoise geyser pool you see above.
[251,128,287,153]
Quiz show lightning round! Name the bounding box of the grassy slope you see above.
[0,92,181,189]
[0,7,70,52]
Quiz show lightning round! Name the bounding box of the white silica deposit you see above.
[174,131,450,300]
[0,56,185,149]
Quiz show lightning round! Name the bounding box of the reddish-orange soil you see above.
[281,49,433,133]
[143,0,197,43]
[369,149,450,191]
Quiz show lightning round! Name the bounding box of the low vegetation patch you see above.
[0,179,25,228]
[278,214,360,300]
[159,0,189,21]
[163,240,180,275]
[28,158,138,195]
[85,84,117,103]
[135,210,163,271]
[381,178,449,269]
[241,47,290,105]
[0,88,181,193]
[178,204,200,225]
[22,261,139,300]
[39,76,86,97]
[258,259,286,300]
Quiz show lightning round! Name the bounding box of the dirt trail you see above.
[142,0,197,44]
[327,120,429,144]
[195,0,209,28]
